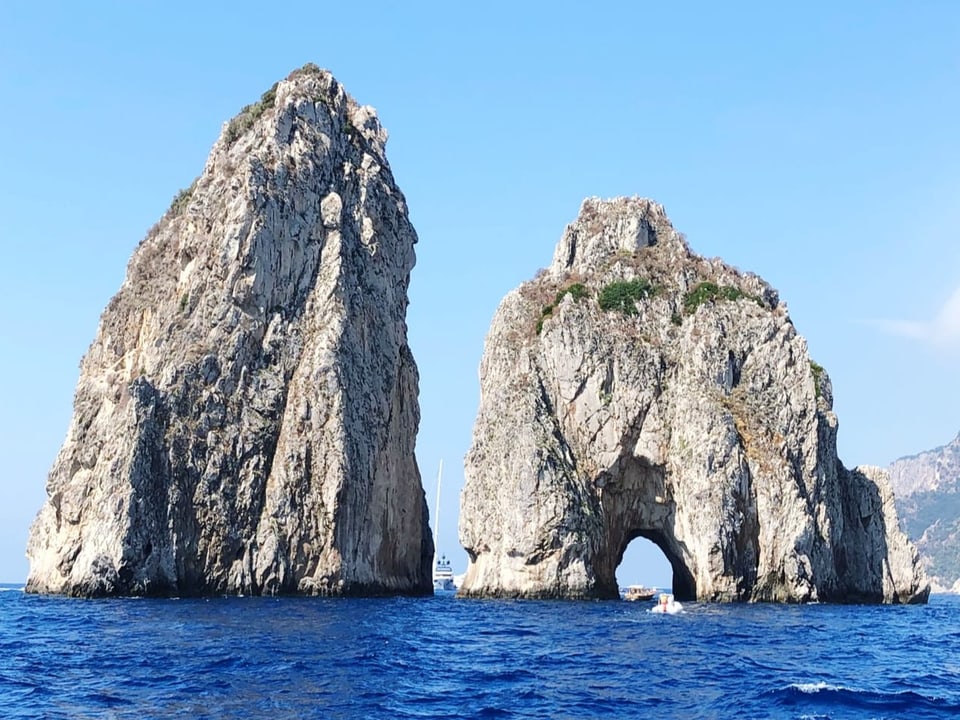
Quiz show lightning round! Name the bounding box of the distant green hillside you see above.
[896,492,960,585]
[889,432,960,591]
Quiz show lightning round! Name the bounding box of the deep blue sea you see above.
[2,583,959,719]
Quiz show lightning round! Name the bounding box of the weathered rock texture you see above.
[459,197,928,603]
[889,432,960,592]
[26,64,433,597]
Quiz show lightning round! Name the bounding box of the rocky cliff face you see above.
[459,197,928,603]
[26,64,433,597]
[889,432,960,592]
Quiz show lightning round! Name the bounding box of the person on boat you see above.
[651,592,684,614]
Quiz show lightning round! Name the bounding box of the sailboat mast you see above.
[433,459,443,562]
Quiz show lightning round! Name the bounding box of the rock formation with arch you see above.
[458,197,928,603]
[26,65,432,597]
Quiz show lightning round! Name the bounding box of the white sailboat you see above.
[432,459,457,592]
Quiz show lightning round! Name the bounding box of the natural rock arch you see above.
[458,197,928,604]
[595,463,699,601]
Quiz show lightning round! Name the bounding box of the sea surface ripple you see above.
[2,585,959,718]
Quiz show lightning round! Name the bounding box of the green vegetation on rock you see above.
[899,491,960,584]
[289,62,323,79]
[810,360,825,399]
[682,281,763,316]
[537,283,590,334]
[223,82,280,146]
[598,278,656,316]
[558,283,588,303]
[169,178,198,217]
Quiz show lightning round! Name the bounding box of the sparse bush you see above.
[291,62,323,79]
[682,281,720,314]
[682,281,763,315]
[259,83,277,109]
[810,360,824,399]
[223,82,279,147]
[561,283,588,302]
[537,283,590,334]
[169,179,198,216]
[598,278,655,315]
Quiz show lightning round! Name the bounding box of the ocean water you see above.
[1,584,958,719]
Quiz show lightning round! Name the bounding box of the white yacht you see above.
[433,554,456,592]
[431,460,458,592]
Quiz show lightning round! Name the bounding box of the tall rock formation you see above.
[889,432,960,592]
[459,197,928,603]
[26,64,433,597]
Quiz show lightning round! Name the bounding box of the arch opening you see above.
[613,530,697,602]
[594,457,698,601]
[616,536,670,592]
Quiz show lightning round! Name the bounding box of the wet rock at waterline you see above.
[26,64,433,597]
[458,196,928,604]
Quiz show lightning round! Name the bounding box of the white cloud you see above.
[932,286,960,346]
[874,285,960,350]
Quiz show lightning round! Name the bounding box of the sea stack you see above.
[459,197,928,603]
[26,64,433,597]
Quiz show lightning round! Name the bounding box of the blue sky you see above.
[1,2,957,586]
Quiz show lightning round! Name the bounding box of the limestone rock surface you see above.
[888,432,960,591]
[459,197,928,603]
[26,64,433,597]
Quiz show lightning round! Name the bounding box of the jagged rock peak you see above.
[213,63,389,159]
[550,196,685,276]
[459,196,928,604]
[26,63,432,598]
[545,196,781,312]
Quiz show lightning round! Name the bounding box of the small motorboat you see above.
[623,585,657,602]
[650,592,684,614]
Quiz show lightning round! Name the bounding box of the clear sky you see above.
[1,2,958,587]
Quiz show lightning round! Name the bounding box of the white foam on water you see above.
[790,681,845,694]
